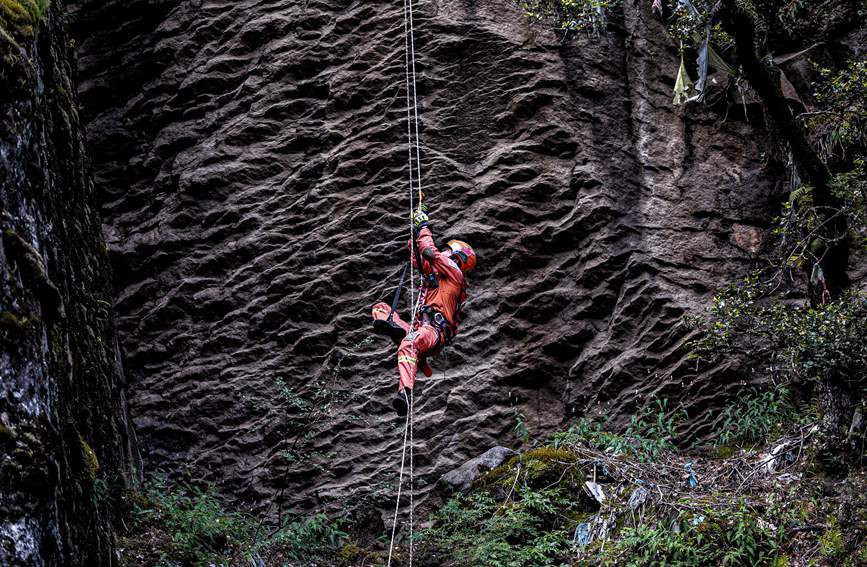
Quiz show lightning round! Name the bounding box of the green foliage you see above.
[613,504,782,566]
[136,478,256,566]
[79,437,100,482]
[514,411,530,444]
[691,279,867,386]
[516,0,620,35]
[818,518,844,558]
[550,398,685,462]
[252,513,348,562]
[0,0,49,36]
[128,478,347,566]
[711,386,803,447]
[418,488,575,566]
[807,58,867,160]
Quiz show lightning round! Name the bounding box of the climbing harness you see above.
[386,0,424,563]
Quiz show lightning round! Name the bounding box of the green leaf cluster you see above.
[807,58,867,161]
[137,477,257,566]
[692,281,867,386]
[711,386,806,447]
[418,488,576,566]
[550,398,686,462]
[129,478,347,566]
[516,0,620,35]
[614,503,782,566]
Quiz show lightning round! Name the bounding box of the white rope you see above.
[386,401,410,566]
[387,0,424,564]
[409,387,414,564]
[407,0,423,202]
[403,0,416,329]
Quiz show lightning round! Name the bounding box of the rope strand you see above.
[387,0,423,564]
[407,0,423,204]
[386,404,411,566]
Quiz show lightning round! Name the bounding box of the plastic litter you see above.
[684,462,698,488]
[573,521,593,546]
[584,481,606,504]
[627,486,649,510]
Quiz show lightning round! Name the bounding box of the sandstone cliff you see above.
[71,0,788,518]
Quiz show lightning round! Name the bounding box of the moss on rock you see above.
[79,437,100,482]
[0,0,47,37]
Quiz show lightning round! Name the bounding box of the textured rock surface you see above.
[0,6,139,565]
[440,446,517,492]
[70,0,857,518]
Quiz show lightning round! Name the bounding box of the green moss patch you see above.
[0,0,48,37]
[79,437,99,482]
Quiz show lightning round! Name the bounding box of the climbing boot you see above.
[373,318,407,345]
[392,389,409,417]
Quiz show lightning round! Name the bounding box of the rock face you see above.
[440,446,517,492]
[70,0,819,516]
[0,5,139,566]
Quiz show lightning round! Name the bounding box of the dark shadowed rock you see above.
[0,6,139,565]
[440,446,517,492]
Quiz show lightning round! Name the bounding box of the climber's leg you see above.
[371,302,408,344]
[396,324,440,392]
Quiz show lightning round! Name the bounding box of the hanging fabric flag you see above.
[673,48,694,105]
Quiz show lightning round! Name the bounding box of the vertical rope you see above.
[407,0,423,205]
[387,0,423,564]
[403,0,416,327]
[386,405,410,567]
[409,387,414,564]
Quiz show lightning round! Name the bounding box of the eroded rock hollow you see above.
[71,0,784,517]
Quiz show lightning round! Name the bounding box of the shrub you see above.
[418,488,577,567]
[126,478,347,566]
[612,504,782,566]
[710,386,804,447]
[550,398,685,462]
[135,478,256,566]
[691,281,867,387]
[253,513,348,562]
[516,0,620,34]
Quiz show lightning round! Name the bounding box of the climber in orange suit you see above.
[371,209,476,416]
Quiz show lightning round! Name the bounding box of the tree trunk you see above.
[717,0,855,466]
[717,0,850,303]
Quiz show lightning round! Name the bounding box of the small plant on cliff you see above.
[516,0,621,35]
[551,398,685,461]
[710,386,804,447]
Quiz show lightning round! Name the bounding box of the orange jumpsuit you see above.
[371,227,466,392]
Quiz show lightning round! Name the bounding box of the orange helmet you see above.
[446,239,476,273]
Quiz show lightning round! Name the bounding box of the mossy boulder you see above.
[477,446,584,491]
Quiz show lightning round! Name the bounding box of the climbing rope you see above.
[386,0,424,564]
[386,394,411,566]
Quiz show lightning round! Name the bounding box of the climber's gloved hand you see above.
[413,208,429,229]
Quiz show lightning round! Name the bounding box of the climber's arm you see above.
[417,227,462,280]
